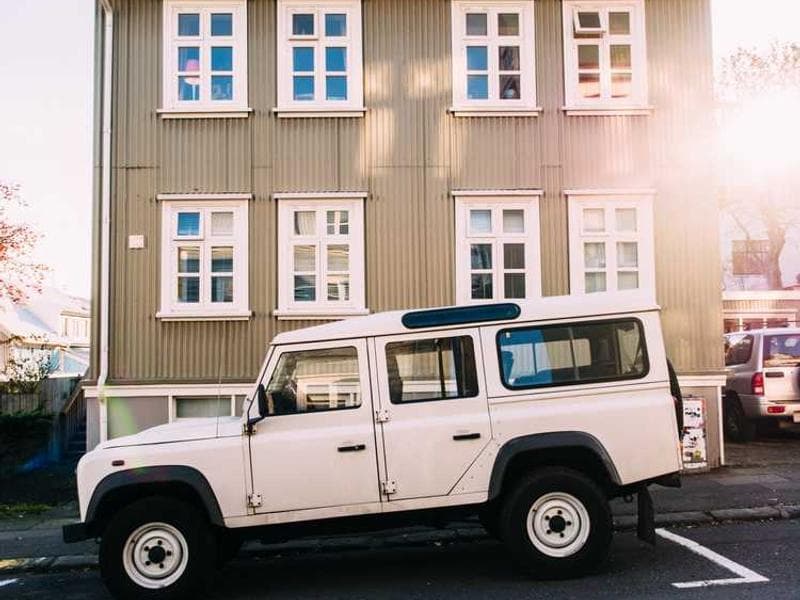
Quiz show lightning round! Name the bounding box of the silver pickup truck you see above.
[724,328,800,441]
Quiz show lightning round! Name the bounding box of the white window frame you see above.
[454,192,542,304]
[160,0,249,118]
[276,195,367,319]
[450,1,538,115]
[275,0,365,117]
[562,0,649,114]
[158,197,250,320]
[566,191,655,297]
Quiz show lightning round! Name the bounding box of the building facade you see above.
[88,0,725,463]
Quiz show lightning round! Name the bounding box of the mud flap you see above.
[637,487,656,545]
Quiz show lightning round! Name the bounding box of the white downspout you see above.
[98,0,113,442]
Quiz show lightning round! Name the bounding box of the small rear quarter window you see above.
[497,319,648,389]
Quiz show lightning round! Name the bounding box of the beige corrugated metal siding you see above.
[100,0,723,385]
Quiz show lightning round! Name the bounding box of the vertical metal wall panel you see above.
[103,0,723,384]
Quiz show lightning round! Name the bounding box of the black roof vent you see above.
[402,303,521,329]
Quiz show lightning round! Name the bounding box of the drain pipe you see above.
[97,0,113,443]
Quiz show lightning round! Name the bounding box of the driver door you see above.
[248,339,381,513]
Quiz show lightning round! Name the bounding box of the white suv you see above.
[724,328,800,441]
[65,295,682,600]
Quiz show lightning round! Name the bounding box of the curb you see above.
[2,504,799,575]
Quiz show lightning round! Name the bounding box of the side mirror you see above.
[247,384,268,432]
[257,383,268,418]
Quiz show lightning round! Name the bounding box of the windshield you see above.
[763,334,800,368]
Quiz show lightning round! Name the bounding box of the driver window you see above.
[265,347,361,416]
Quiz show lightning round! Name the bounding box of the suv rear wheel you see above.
[499,467,611,579]
[99,496,215,600]
[723,395,755,443]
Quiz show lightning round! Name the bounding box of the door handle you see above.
[453,432,481,441]
[338,443,366,452]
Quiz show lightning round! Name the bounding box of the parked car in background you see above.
[724,328,800,441]
[64,296,682,599]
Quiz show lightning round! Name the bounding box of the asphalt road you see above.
[2,520,798,599]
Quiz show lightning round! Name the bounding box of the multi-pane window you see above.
[277,0,364,112]
[162,1,248,113]
[567,195,654,296]
[451,1,537,111]
[277,198,365,316]
[455,196,541,304]
[159,200,249,318]
[562,1,647,109]
[732,240,770,276]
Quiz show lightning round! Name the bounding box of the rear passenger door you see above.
[373,329,491,500]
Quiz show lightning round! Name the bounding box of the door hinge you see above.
[247,493,263,508]
[375,409,390,423]
[382,480,397,495]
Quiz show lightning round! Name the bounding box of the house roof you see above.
[271,293,660,345]
[0,288,90,346]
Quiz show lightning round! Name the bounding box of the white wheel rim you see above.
[526,492,591,558]
[122,522,188,589]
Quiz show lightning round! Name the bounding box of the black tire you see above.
[216,530,244,567]
[724,395,755,442]
[99,496,215,600]
[499,467,612,580]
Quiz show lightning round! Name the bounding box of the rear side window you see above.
[497,319,648,389]
[725,334,754,366]
[385,336,478,403]
[763,334,800,367]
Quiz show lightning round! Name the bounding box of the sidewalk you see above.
[4,455,800,575]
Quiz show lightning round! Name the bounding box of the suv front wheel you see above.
[99,496,215,600]
[499,467,612,579]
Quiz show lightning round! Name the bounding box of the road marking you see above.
[656,528,769,588]
[0,579,19,588]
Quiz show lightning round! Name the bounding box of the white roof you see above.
[726,327,800,337]
[271,293,660,345]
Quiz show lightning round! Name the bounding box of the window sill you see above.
[562,106,654,117]
[156,310,253,322]
[273,107,367,119]
[157,108,253,120]
[449,107,542,118]
[273,308,371,321]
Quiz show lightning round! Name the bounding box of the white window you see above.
[562,1,648,111]
[161,0,248,115]
[276,0,364,115]
[451,1,537,113]
[158,199,250,319]
[173,395,235,419]
[567,193,654,296]
[276,197,366,318]
[454,194,541,304]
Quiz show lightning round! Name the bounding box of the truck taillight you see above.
[751,372,765,396]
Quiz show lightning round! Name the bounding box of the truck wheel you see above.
[99,496,215,600]
[724,396,755,443]
[499,467,611,579]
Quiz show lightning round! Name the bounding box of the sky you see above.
[0,0,798,299]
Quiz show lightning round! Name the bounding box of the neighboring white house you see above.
[0,288,91,380]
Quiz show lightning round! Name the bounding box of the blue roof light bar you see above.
[402,303,521,329]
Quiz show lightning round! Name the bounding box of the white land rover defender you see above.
[65,295,683,599]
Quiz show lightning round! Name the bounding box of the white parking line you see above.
[656,528,770,588]
[0,579,19,588]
